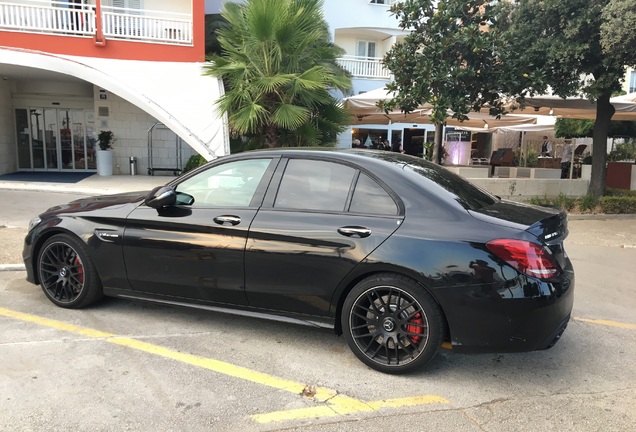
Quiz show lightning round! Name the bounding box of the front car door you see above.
[123,157,277,306]
[245,157,404,318]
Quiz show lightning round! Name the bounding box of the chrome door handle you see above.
[213,215,241,226]
[337,226,371,238]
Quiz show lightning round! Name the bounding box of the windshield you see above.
[403,158,498,210]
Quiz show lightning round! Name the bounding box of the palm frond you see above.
[271,104,310,130]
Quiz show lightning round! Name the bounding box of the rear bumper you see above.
[437,264,575,354]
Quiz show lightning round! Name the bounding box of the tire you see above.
[341,273,443,374]
[37,233,103,309]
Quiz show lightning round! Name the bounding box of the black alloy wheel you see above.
[38,234,103,309]
[342,274,443,374]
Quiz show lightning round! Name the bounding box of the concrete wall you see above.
[468,178,589,200]
[93,88,197,176]
[0,79,16,175]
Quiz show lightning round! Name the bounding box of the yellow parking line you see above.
[573,317,636,330]
[0,307,449,424]
[252,394,449,424]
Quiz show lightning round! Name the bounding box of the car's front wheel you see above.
[342,274,443,374]
[37,234,103,308]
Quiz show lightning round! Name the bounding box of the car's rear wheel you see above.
[37,234,103,308]
[342,274,443,374]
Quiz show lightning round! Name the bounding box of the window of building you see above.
[112,0,143,11]
[629,71,636,94]
[356,40,376,59]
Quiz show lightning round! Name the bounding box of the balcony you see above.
[337,55,392,80]
[0,0,192,45]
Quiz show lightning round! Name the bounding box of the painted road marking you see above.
[252,394,449,423]
[573,317,636,330]
[0,307,449,423]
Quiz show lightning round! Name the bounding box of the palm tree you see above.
[204,0,352,149]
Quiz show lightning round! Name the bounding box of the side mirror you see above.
[144,186,176,209]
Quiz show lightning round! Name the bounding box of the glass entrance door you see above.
[15,107,96,171]
[44,109,59,169]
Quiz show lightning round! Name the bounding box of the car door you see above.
[123,157,277,305]
[244,157,404,317]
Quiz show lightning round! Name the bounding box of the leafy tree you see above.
[499,0,636,198]
[601,0,636,60]
[204,0,352,149]
[555,119,636,139]
[382,0,533,163]
[204,14,226,56]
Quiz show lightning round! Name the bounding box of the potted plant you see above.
[96,131,115,176]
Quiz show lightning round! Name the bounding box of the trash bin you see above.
[129,156,137,176]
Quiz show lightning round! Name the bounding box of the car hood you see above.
[40,191,149,217]
[468,200,567,243]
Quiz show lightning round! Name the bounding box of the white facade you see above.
[624,67,636,94]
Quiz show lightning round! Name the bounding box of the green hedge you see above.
[528,193,636,214]
[183,155,207,173]
[598,196,636,214]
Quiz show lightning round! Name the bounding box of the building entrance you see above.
[15,107,96,171]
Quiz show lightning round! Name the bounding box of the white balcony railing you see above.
[337,55,392,80]
[0,0,95,36]
[369,0,399,5]
[0,0,192,45]
[101,5,191,44]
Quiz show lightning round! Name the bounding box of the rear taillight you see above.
[486,239,559,280]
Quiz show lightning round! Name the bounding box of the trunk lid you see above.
[468,200,569,268]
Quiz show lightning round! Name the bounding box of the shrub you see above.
[554,193,576,212]
[578,194,598,213]
[528,195,553,207]
[605,188,636,198]
[598,196,636,214]
[183,155,207,173]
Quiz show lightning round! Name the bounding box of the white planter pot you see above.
[581,164,591,181]
[96,150,113,176]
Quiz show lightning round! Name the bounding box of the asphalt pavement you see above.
[1,174,635,431]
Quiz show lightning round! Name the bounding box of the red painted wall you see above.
[606,162,633,190]
[0,0,205,62]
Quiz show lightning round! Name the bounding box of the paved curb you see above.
[0,264,26,272]
[568,213,636,220]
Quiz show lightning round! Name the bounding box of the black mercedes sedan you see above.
[23,149,574,374]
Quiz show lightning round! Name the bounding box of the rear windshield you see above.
[403,158,498,210]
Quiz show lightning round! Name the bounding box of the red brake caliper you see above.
[407,313,423,343]
[74,257,84,283]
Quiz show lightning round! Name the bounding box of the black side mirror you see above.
[144,186,176,209]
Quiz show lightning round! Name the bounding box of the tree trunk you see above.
[433,123,444,164]
[589,93,615,198]
[265,123,278,148]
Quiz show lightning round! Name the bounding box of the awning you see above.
[343,87,537,130]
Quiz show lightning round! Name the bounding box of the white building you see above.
[0,0,229,176]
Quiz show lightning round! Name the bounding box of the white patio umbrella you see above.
[343,88,537,129]
[509,94,636,121]
[611,92,636,104]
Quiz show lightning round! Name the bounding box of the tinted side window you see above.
[274,159,355,211]
[176,158,272,207]
[350,173,398,215]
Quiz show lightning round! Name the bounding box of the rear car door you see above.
[244,157,404,317]
[123,157,276,305]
